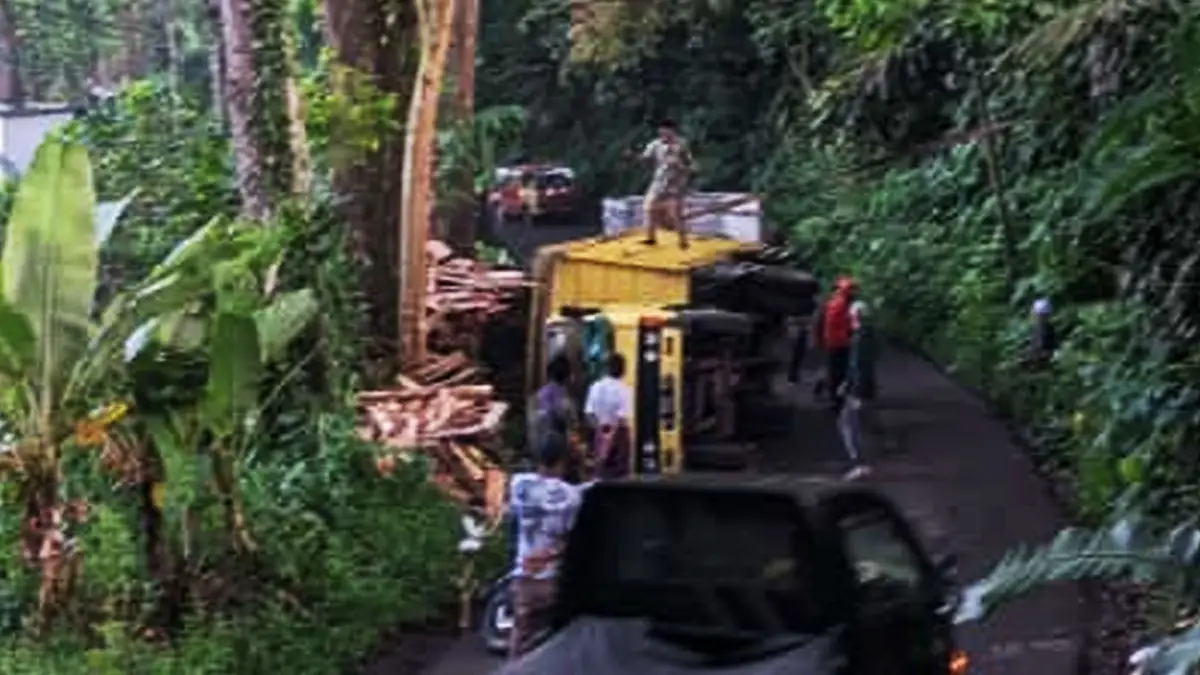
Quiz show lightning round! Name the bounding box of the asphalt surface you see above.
[375,217,1086,675]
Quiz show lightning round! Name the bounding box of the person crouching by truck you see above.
[584,353,633,480]
[813,276,858,411]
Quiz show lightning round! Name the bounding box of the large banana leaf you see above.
[94,191,136,247]
[98,219,281,368]
[0,295,35,377]
[254,289,318,365]
[0,140,99,415]
[202,312,262,438]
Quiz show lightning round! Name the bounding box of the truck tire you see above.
[737,396,794,440]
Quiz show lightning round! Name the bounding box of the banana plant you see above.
[0,138,319,628]
[115,219,319,559]
[957,515,1200,675]
[0,138,141,629]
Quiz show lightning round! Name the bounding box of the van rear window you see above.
[563,487,821,633]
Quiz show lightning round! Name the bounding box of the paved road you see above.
[766,349,1083,675]
[402,344,1084,675]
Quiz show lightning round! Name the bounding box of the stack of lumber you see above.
[426,240,530,354]
[356,241,530,520]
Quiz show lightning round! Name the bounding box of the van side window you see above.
[837,509,925,598]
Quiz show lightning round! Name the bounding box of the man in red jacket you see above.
[814,276,857,411]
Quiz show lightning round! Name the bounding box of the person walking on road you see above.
[814,276,857,411]
[508,433,582,659]
[839,299,879,480]
[631,119,695,248]
[1027,296,1057,367]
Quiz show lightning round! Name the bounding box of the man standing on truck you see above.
[632,119,695,249]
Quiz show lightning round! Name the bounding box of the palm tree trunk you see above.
[220,0,271,218]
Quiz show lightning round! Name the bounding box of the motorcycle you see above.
[477,570,556,655]
[477,570,516,654]
[474,472,595,655]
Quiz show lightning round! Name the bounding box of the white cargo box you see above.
[601,192,762,243]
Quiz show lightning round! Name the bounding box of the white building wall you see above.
[2,110,73,174]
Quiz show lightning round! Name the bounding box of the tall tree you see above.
[208,0,227,124]
[323,0,419,348]
[0,0,23,104]
[399,0,455,366]
[440,0,479,249]
[219,0,306,218]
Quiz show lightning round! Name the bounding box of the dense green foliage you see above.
[0,81,464,674]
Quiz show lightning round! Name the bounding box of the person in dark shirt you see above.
[529,356,573,444]
[839,300,878,480]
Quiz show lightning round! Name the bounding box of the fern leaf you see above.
[956,518,1179,624]
[1142,623,1200,675]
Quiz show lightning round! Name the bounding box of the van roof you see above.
[593,471,856,505]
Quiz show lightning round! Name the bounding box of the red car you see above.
[487,164,580,222]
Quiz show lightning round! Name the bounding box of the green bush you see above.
[0,413,460,675]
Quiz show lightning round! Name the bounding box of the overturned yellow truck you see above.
[525,194,819,474]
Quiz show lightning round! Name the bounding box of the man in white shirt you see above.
[584,353,633,479]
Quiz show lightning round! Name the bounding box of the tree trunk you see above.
[323,0,419,352]
[208,0,227,125]
[161,0,181,95]
[220,0,269,218]
[451,0,476,116]
[219,0,301,219]
[398,0,456,368]
[120,0,147,82]
[0,0,23,104]
[441,0,479,250]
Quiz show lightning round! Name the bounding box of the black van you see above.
[495,474,966,675]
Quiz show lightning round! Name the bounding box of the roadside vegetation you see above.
[0,85,467,674]
[0,0,524,669]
